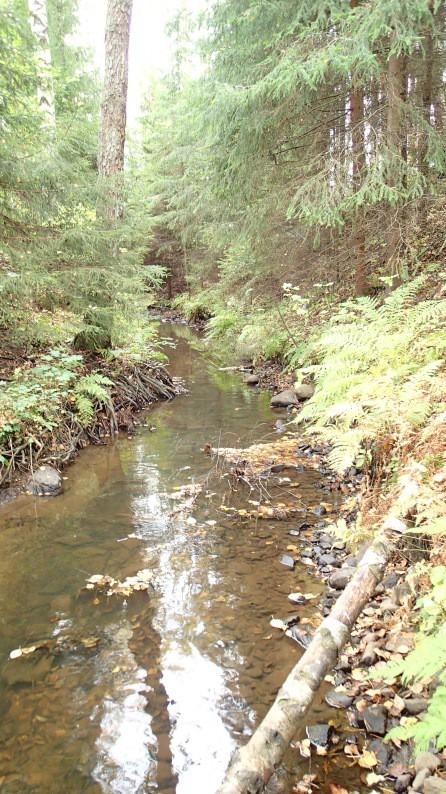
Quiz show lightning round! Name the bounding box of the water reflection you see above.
[0,324,337,793]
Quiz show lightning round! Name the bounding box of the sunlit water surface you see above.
[0,324,346,793]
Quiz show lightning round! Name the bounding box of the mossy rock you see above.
[73,326,112,352]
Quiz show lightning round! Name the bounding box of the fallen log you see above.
[217,478,420,794]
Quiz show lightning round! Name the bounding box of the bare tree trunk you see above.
[386,52,407,279]
[28,0,56,122]
[98,0,133,223]
[350,0,367,296]
[420,2,435,184]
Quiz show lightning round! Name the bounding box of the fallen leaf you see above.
[366,772,385,786]
[358,750,378,769]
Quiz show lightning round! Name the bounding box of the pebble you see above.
[329,567,355,589]
[360,643,378,666]
[413,769,431,792]
[415,753,440,774]
[395,774,413,792]
[279,554,295,569]
[306,723,330,748]
[319,554,337,567]
[368,738,390,771]
[324,688,354,709]
[404,698,428,715]
[362,705,387,735]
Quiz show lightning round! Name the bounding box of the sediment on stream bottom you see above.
[0,360,178,489]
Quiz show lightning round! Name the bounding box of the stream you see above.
[0,324,354,794]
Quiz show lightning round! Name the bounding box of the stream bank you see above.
[0,323,442,794]
[0,353,177,495]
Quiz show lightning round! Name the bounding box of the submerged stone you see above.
[306,723,330,748]
[279,554,295,569]
[27,465,63,497]
[286,624,313,649]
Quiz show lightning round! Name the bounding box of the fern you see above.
[379,568,446,752]
[294,278,446,473]
[74,373,113,427]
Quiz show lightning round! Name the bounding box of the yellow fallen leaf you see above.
[358,750,378,769]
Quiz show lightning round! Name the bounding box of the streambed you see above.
[0,324,358,793]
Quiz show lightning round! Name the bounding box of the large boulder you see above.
[270,389,299,408]
[27,465,63,496]
[294,382,315,400]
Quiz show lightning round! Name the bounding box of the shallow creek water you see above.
[0,325,355,794]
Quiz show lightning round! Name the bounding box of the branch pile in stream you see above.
[0,361,178,487]
[217,469,421,794]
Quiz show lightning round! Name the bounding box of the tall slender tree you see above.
[98,0,133,222]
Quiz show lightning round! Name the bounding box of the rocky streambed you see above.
[0,323,443,794]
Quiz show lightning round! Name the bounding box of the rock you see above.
[395,775,413,792]
[415,753,440,775]
[361,643,378,667]
[286,624,313,649]
[270,389,299,408]
[423,777,446,794]
[288,592,306,605]
[404,698,428,716]
[413,769,431,792]
[324,688,354,709]
[279,554,295,569]
[382,572,399,589]
[73,326,112,351]
[319,534,334,549]
[333,540,346,550]
[313,504,327,516]
[389,746,412,777]
[319,554,337,567]
[363,705,387,735]
[293,383,315,400]
[329,568,355,590]
[27,465,63,496]
[380,597,398,612]
[306,723,330,748]
[368,739,390,773]
[245,373,259,385]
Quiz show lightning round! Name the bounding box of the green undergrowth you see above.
[0,349,113,462]
[381,565,446,752]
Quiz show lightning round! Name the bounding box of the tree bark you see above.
[386,51,407,278]
[98,0,133,222]
[350,0,367,295]
[217,458,423,794]
[420,2,435,183]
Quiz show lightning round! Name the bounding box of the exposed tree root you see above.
[0,361,178,488]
